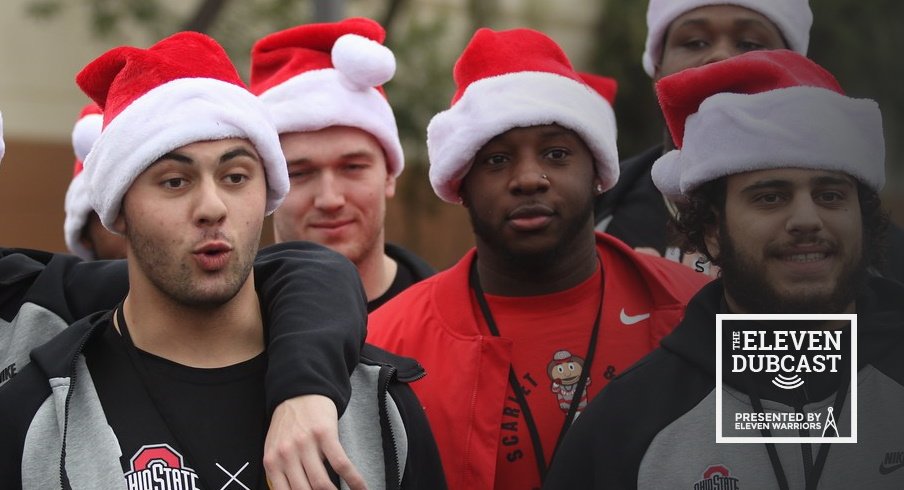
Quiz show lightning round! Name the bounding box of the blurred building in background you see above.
[0,0,900,269]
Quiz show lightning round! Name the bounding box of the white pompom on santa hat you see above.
[77,31,289,231]
[427,27,619,204]
[642,0,813,77]
[64,102,103,259]
[250,17,404,177]
[651,50,885,199]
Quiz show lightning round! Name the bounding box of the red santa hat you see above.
[651,50,885,199]
[427,28,619,203]
[250,17,403,177]
[642,0,813,77]
[578,72,619,106]
[64,103,104,259]
[77,31,288,231]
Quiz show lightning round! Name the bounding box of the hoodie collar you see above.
[29,310,112,380]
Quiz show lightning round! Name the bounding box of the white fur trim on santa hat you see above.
[642,0,813,77]
[84,77,289,231]
[259,68,404,177]
[652,86,885,199]
[427,71,618,203]
[64,172,95,259]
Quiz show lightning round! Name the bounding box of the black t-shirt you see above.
[85,313,268,490]
[368,259,416,313]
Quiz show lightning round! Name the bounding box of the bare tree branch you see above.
[180,0,231,33]
[381,0,408,41]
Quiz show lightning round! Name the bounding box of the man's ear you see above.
[385,173,397,199]
[78,235,96,257]
[112,211,127,236]
[593,176,604,196]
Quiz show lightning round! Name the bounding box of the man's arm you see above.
[6,243,365,411]
[254,241,368,490]
[42,240,363,411]
[254,240,366,413]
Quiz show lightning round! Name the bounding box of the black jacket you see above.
[0,312,445,489]
[593,145,672,254]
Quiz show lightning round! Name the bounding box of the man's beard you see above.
[128,221,258,310]
[467,196,594,269]
[717,220,867,314]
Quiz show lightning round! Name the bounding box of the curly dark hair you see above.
[669,177,889,271]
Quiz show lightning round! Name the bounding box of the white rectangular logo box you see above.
[715,313,857,444]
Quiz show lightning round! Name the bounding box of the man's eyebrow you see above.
[220,147,259,163]
[340,150,378,160]
[740,179,793,193]
[155,152,193,165]
[673,16,772,31]
[537,128,578,141]
[674,17,710,30]
[733,18,775,31]
[812,175,855,188]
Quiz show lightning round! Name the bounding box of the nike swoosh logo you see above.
[620,309,651,325]
[879,461,904,475]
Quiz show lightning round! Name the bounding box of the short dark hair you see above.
[669,177,889,270]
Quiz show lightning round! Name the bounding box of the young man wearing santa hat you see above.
[596,0,809,261]
[547,50,903,489]
[0,32,443,490]
[64,102,128,260]
[250,17,434,312]
[365,27,710,490]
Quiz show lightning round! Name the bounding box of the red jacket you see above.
[367,233,710,489]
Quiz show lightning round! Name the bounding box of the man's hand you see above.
[264,395,367,490]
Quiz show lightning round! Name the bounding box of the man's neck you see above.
[356,239,397,302]
[475,234,598,296]
[120,273,264,369]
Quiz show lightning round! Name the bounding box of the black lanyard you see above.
[115,305,268,490]
[745,368,850,490]
[468,257,604,482]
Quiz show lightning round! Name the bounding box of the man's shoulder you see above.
[596,233,710,303]
[359,343,425,383]
[596,344,712,422]
[384,242,436,281]
[370,252,471,316]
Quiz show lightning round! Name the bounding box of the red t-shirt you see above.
[473,247,659,490]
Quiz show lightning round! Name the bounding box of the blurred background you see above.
[0,0,900,269]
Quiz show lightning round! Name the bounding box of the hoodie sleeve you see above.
[17,242,365,414]
[254,241,367,414]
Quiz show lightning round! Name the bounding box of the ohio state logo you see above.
[124,444,201,490]
[694,465,740,490]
